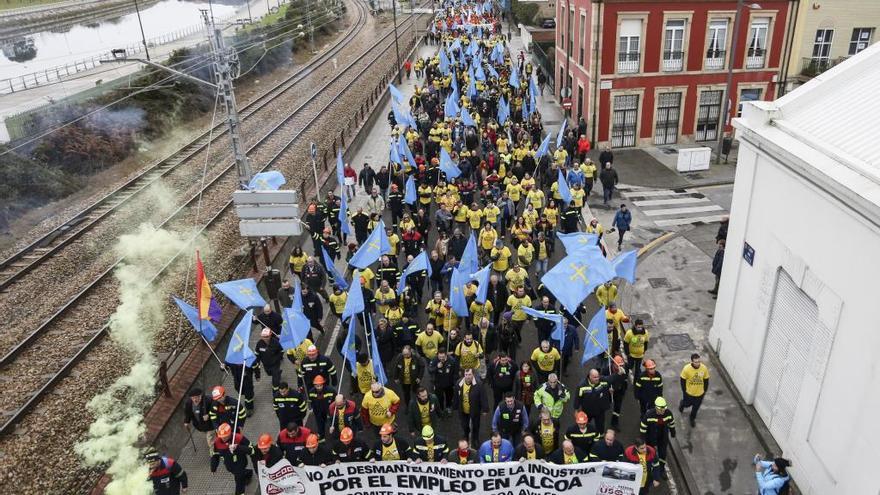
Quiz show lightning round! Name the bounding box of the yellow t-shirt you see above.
[638,452,648,487]
[527,189,544,209]
[418,401,431,426]
[455,341,482,370]
[462,383,471,414]
[506,294,532,321]
[402,357,412,384]
[537,241,548,261]
[454,205,468,223]
[469,301,493,326]
[356,360,376,395]
[289,253,308,273]
[375,288,397,314]
[526,449,537,460]
[539,422,555,453]
[530,347,561,372]
[491,246,512,272]
[360,267,376,290]
[381,440,404,460]
[415,331,444,360]
[479,228,498,250]
[623,329,649,358]
[505,269,528,292]
[563,452,578,464]
[467,209,484,230]
[517,243,535,266]
[361,388,401,426]
[506,183,523,201]
[571,189,585,207]
[329,292,348,314]
[388,234,400,256]
[544,206,558,227]
[483,205,501,224]
[680,363,710,397]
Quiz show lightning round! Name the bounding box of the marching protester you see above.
[166,3,691,493]
[146,449,188,495]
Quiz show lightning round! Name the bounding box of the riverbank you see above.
[0,0,163,39]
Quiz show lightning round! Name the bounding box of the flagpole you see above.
[231,363,247,437]
[569,312,616,416]
[198,331,229,370]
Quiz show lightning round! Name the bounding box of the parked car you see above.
[541,18,556,29]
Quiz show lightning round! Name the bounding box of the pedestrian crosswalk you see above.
[617,184,728,227]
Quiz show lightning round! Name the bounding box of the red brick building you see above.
[554,0,793,148]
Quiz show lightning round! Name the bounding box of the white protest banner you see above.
[274,460,643,495]
[258,458,306,494]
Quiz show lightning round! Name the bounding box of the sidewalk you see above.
[513,26,770,495]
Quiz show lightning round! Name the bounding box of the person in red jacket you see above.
[403,59,412,79]
[343,163,357,201]
[577,135,592,163]
[624,437,663,494]
[210,423,254,495]
[328,393,362,438]
[277,422,312,463]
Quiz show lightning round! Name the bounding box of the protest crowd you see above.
[147,1,759,494]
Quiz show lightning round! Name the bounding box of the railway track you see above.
[0,7,356,294]
[0,0,427,438]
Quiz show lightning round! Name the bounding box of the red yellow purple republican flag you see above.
[196,251,222,322]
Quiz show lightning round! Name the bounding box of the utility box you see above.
[676,147,712,172]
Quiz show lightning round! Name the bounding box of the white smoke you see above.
[75,220,191,495]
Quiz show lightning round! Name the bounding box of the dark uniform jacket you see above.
[564,423,598,454]
[640,409,676,445]
[273,388,308,427]
[332,438,372,462]
[183,395,213,432]
[149,457,188,495]
[210,433,255,474]
[295,444,333,466]
[371,436,411,461]
[410,435,450,461]
[576,378,612,416]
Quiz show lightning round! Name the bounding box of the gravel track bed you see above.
[0,12,425,494]
[0,6,379,356]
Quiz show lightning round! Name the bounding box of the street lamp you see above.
[715,0,761,164]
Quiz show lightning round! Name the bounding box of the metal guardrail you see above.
[0,18,226,94]
[531,41,554,95]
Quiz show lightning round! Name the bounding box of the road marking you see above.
[623,189,698,198]
[654,214,728,226]
[642,205,724,216]
[633,197,710,207]
[616,184,653,191]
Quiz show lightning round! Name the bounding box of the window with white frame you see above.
[706,19,728,69]
[746,17,770,68]
[579,13,586,65]
[849,28,874,55]
[737,88,762,117]
[812,29,834,62]
[663,19,686,72]
[618,19,641,73]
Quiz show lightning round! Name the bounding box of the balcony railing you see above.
[662,51,684,72]
[746,48,765,69]
[618,52,640,73]
[800,56,847,77]
[705,49,725,70]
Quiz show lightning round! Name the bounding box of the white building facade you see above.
[709,43,880,494]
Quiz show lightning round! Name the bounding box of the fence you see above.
[0,20,222,94]
[532,40,554,95]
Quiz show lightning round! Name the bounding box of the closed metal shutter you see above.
[754,270,818,442]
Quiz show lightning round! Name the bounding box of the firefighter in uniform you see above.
[635,359,664,414]
[272,381,308,430]
[146,449,188,495]
[411,425,449,462]
[254,434,285,468]
[224,361,255,416]
[332,427,372,462]
[576,370,612,432]
[372,423,411,460]
[308,375,337,438]
[640,396,676,468]
[564,411,598,455]
[210,423,255,495]
[298,345,337,392]
[208,386,246,430]
[295,434,333,467]
[277,422,312,463]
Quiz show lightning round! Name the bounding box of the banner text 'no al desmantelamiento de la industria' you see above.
[259,459,644,495]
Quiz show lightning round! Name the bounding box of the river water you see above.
[0,0,253,80]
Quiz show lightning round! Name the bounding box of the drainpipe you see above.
[778,0,799,96]
[590,0,602,145]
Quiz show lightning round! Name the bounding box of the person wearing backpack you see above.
[754,455,791,495]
